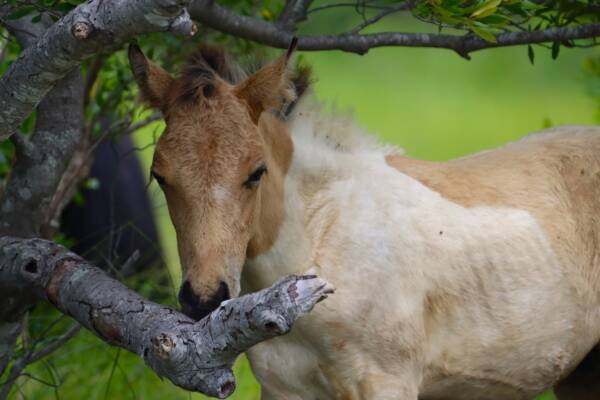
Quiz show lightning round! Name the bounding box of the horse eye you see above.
[151,171,166,186]
[244,164,267,188]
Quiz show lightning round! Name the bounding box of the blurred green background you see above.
[13,18,599,400]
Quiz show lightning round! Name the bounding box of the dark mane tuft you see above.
[285,63,313,116]
[171,44,312,109]
[173,45,245,104]
[194,46,241,84]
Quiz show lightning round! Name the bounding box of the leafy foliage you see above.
[414,0,600,43]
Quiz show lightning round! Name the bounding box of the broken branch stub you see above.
[0,237,334,398]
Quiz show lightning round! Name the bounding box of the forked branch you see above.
[0,237,333,399]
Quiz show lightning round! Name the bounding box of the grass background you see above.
[13,19,599,400]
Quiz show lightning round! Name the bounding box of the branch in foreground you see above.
[188,0,600,57]
[0,237,333,399]
[0,0,196,141]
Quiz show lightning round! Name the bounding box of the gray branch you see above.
[0,323,21,378]
[0,237,333,399]
[0,14,85,379]
[0,0,196,142]
[0,69,85,238]
[0,8,87,241]
[278,0,313,31]
[188,0,600,57]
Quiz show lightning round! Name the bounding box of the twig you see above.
[84,56,105,109]
[349,2,414,34]
[0,37,8,64]
[0,323,80,400]
[124,113,162,136]
[28,324,81,365]
[307,1,391,15]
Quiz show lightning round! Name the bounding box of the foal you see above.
[129,43,600,399]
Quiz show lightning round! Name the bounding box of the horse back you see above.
[386,126,600,294]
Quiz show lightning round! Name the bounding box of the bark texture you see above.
[0,0,195,141]
[0,69,84,238]
[0,237,333,399]
[0,14,87,376]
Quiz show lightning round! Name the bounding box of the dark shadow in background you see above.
[61,136,161,275]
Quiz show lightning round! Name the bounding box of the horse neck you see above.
[243,101,385,292]
[242,115,333,293]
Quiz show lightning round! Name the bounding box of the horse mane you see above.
[171,45,312,115]
[287,95,401,157]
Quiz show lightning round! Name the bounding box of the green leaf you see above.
[54,2,75,12]
[72,191,85,206]
[6,6,35,20]
[30,13,42,23]
[84,177,100,190]
[505,3,530,18]
[528,44,535,65]
[471,26,497,43]
[471,0,501,18]
[479,14,511,25]
[551,41,560,60]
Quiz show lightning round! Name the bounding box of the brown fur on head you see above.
[128,41,303,320]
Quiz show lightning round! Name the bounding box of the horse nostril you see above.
[178,280,231,321]
[216,281,231,303]
[178,280,199,309]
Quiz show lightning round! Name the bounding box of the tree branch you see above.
[278,0,313,31]
[188,0,600,57]
[0,0,196,142]
[0,237,333,399]
[0,15,85,380]
[0,69,85,238]
[0,323,21,378]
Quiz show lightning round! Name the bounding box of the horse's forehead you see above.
[154,125,262,184]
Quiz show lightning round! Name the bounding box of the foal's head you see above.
[129,42,298,320]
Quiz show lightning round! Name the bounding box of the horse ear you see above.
[235,38,298,123]
[128,43,174,109]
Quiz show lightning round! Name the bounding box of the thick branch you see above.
[0,69,85,238]
[0,15,84,379]
[188,0,600,57]
[0,237,333,399]
[0,0,195,141]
